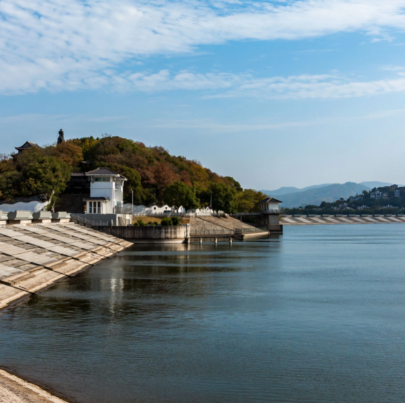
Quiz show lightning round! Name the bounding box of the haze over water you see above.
[1,225,405,403]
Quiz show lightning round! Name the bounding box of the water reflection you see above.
[1,225,404,403]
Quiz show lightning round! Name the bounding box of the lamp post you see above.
[131,189,134,224]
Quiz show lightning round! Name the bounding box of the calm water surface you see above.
[1,225,405,402]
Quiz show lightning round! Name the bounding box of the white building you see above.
[258,197,282,213]
[84,167,127,214]
[370,191,382,200]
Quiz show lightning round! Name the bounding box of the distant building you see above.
[357,205,369,210]
[394,189,401,198]
[83,167,127,214]
[370,191,382,200]
[258,197,282,213]
[14,141,41,154]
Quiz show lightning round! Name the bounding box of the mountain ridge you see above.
[261,182,381,208]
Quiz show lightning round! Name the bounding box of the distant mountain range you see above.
[260,181,395,208]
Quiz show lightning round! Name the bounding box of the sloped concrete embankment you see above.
[189,216,268,238]
[281,215,405,225]
[0,223,132,310]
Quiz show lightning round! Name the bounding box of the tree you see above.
[154,163,178,199]
[226,176,243,192]
[163,181,199,210]
[161,217,172,226]
[235,189,267,212]
[19,155,71,197]
[45,141,83,168]
[209,183,237,213]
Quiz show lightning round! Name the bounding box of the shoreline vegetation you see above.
[0,368,69,403]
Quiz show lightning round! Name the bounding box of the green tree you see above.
[225,176,243,192]
[0,171,22,200]
[209,183,237,213]
[9,149,71,198]
[163,181,199,210]
[171,216,180,226]
[161,217,172,226]
[235,189,267,212]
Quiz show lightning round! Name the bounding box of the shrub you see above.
[171,216,180,226]
[161,217,172,226]
[135,219,146,226]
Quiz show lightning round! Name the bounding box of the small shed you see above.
[258,197,282,213]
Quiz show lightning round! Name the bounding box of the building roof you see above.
[15,141,41,151]
[85,167,120,176]
[83,197,110,201]
[85,167,127,181]
[259,197,282,204]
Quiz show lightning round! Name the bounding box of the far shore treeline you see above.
[0,136,266,213]
[284,185,405,216]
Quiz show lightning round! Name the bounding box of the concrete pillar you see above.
[214,238,218,245]
[199,238,203,244]
[229,237,232,245]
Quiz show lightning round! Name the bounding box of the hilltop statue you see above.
[57,129,65,144]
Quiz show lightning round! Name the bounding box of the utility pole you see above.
[131,189,134,224]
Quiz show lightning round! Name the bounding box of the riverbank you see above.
[0,369,68,403]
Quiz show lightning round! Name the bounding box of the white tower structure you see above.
[258,197,282,213]
[84,167,127,214]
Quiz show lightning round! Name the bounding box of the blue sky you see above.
[2,0,405,190]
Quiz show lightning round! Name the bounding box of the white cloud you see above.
[2,0,405,93]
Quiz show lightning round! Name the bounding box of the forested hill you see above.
[0,136,266,213]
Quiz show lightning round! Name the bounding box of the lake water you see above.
[1,224,405,402]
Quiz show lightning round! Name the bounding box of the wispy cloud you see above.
[2,0,405,94]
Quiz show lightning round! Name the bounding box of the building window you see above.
[95,177,110,182]
[88,201,102,213]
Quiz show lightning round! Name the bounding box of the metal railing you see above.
[71,214,110,227]
[114,206,133,214]
[132,212,224,218]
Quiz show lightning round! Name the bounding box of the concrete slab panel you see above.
[323,217,340,223]
[48,246,79,257]
[22,227,96,250]
[49,226,108,246]
[0,228,25,238]
[0,264,24,280]
[64,225,119,242]
[295,217,313,224]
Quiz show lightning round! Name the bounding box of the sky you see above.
[2,0,405,191]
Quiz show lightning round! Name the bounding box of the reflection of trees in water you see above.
[12,241,284,324]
